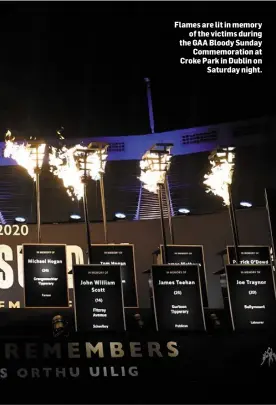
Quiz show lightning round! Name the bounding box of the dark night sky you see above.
[0,1,275,138]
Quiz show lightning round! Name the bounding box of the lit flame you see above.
[49,144,107,201]
[4,131,46,181]
[86,149,107,181]
[203,149,235,206]
[139,152,171,194]
[49,145,84,201]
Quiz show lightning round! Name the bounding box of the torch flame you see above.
[49,144,107,201]
[203,150,235,206]
[4,131,46,181]
[49,145,84,200]
[138,152,171,194]
[86,149,107,181]
[5,130,15,142]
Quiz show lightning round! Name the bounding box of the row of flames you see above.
[4,131,108,201]
[3,131,235,205]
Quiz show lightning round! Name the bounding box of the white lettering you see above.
[17,245,24,288]
[66,246,84,288]
[0,245,14,289]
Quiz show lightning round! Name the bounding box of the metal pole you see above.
[100,173,108,243]
[144,78,155,134]
[164,176,175,244]
[35,170,41,243]
[228,185,240,263]
[158,184,168,263]
[83,182,92,264]
[35,145,41,243]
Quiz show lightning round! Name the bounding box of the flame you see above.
[203,157,235,206]
[139,152,171,194]
[4,131,46,181]
[49,144,107,201]
[49,145,84,201]
[86,149,107,181]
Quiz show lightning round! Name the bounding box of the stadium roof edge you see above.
[0,115,274,164]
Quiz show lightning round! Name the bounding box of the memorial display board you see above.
[225,264,276,331]
[23,244,69,308]
[151,264,206,332]
[73,264,126,332]
[90,244,138,308]
[227,245,271,265]
[160,245,208,307]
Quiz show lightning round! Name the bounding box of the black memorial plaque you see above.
[23,244,69,308]
[160,245,208,307]
[73,265,126,333]
[89,244,138,307]
[226,264,276,331]
[227,246,271,265]
[151,265,206,332]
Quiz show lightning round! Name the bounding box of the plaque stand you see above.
[152,248,162,265]
[143,268,155,319]
[150,248,163,312]
[213,248,231,320]
[214,250,228,295]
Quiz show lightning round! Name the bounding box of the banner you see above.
[0,334,275,385]
[160,245,208,307]
[23,244,69,308]
[151,265,206,332]
[89,244,139,308]
[73,265,126,332]
[225,264,276,331]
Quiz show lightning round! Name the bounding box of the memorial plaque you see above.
[227,246,271,265]
[89,244,138,307]
[160,245,208,307]
[23,244,69,308]
[151,264,206,332]
[73,265,126,332]
[226,264,276,331]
